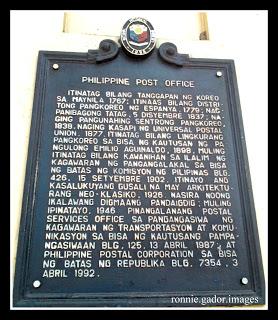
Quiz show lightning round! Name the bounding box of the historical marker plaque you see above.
[13,37,265,307]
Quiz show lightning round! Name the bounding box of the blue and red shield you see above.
[129,24,148,45]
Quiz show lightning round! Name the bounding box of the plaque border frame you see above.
[13,49,265,307]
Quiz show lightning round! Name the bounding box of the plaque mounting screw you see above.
[33,280,41,288]
[52,63,59,70]
[241,277,248,285]
[216,71,222,77]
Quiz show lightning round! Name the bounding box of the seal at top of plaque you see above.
[120,18,156,56]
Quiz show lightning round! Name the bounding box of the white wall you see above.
[10,10,268,308]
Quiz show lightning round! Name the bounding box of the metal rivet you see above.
[52,63,59,70]
[241,277,248,285]
[33,280,41,288]
[216,71,222,77]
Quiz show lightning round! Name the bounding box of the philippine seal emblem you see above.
[120,18,156,56]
